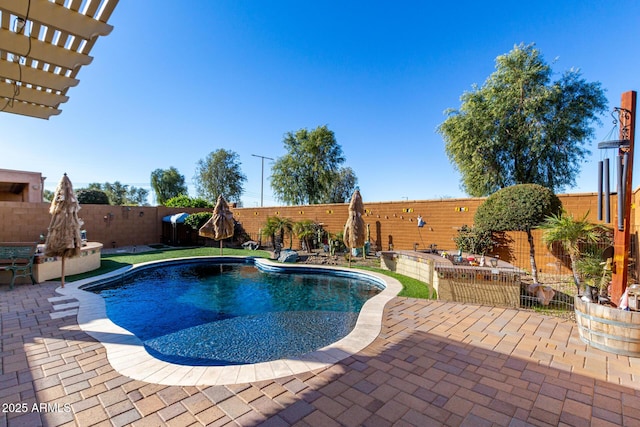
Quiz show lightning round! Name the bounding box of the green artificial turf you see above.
[356,266,436,300]
[64,247,434,300]
[65,247,270,282]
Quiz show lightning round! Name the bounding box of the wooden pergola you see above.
[0,0,119,120]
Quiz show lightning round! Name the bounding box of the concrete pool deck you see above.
[2,280,640,426]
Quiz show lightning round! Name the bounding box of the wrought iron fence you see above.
[432,261,575,317]
[462,228,640,319]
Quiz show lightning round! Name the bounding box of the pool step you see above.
[48,296,79,319]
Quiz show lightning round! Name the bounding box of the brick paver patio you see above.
[1,281,639,426]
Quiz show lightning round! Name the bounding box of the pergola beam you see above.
[0,98,61,119]
[0,58,79,92]
[0,28,93,70]
[0,81,68,107]
[0,0,119,119]
[0,0,113,40]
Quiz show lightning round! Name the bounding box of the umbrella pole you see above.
[220,240,223,256]
[61,256,65,288]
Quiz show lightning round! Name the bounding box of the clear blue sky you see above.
[2,1,639,206]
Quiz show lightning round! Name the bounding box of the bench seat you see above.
[0,242,37,289]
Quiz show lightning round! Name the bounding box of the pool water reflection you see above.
[86,261,382,366]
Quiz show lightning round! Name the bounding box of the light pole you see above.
[252,154,273,207]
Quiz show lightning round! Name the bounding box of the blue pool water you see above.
[86,260,382,366]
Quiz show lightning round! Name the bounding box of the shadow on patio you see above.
[1,282,639,426]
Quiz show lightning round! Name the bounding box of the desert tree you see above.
[194,149,246,204]
[438,43,607,197]
[271,125,350,205]
[151,167,188,205]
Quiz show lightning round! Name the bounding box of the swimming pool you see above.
[61,257,402,385]
[84,258,382,366]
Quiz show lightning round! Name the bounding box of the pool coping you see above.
[56,256,402,386]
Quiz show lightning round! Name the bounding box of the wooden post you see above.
[610,91,637,307]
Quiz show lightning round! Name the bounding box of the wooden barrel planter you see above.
[574,296,640,356]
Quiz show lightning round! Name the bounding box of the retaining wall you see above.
[380,250,521,307]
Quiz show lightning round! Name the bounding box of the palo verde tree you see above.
[438,43,607,197]
[474,184,562,284]
[194,149,246,204]
[271,125,351,205]
[151,167,188,205]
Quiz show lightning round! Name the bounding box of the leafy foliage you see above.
[127,187,149,206]
[438,43,607,197]
[82,182,149,206]
[475,184,562,233]
[261,216,294,250]
[322,167,358,203]
[164,195,212,208]
[575,245,612,293]
[453,225,494,255]
[151,167,188,205]
[184,212,212,230]
[475,184,562,284]
[76,189,109,205]
[293,220,320,251]
[194,149,246,204]
[271,125,353,205]
[540,211,611,292]
[330,231,346,253]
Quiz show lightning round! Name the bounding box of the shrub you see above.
[474,184,562,284]
[184,212,212,230]
[164,195,212,208]
[77,189,110,205]
[474,184,562,233]
[453,225,494,255]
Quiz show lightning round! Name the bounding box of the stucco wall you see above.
[0,169,45,203]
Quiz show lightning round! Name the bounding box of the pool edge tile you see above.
[63,257,403,386]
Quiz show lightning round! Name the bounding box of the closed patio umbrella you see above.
[44,173,83,288]
[343,188,366,267]
[199,195,234,254]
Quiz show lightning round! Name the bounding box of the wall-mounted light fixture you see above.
[104,213,114,226]
[15,17,25,33]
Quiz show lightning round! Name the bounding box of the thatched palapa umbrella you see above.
[343,188,366,267]
[44,173,83,288]
[199,195,234,254]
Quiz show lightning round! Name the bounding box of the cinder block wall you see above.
[0,190,633,275]
[232,197,485,252]
[0,203,211,247]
